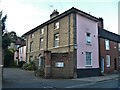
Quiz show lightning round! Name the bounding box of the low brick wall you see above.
[51,53,74,78]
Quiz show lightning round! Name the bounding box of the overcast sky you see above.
[0,0,119,36]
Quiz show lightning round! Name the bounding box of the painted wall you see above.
[76,14,99,69]
[19,46,26,62]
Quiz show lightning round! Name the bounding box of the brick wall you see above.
[51,52,74,78]
[99,38,119,74]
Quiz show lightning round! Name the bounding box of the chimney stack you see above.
[98,17,104,29]
[50,9,59,19]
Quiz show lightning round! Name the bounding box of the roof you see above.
[98,28,120,43]
[23,7,100,36]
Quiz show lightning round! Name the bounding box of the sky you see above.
[0,0,119,36]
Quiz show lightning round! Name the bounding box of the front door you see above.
[101,57,104,73]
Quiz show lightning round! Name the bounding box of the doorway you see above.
[101,57,104,74]
[114,58,117,71]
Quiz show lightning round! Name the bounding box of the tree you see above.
[2,14,7,35]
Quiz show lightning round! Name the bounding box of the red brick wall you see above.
[99,38,119,74]
[51,52,74,78]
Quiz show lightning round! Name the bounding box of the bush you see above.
[10,61,18,68]
[22,63,29,70]
[22,61,36,71]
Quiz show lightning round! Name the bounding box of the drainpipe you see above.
[68,15,70,78]
[46,25,48,51]
[98,33,102,75]
[73,12,77,78]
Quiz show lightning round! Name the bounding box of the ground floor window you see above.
[39,57,44,69]
[106,55,110,67]
[86,52,92,66]
[55,62,64,68]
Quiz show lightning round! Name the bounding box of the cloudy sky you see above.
[0,0,119,36]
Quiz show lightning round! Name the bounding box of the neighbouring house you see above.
[14,38,26,67]
[23,7,104,78]
[98,28,120,75]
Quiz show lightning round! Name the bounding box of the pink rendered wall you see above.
[76,14,99,69]
[19,46,26,62]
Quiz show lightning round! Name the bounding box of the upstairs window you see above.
[31,33,34,38]
[30,41,33,52]
[40,28,44,35]
[54,33,59,47]
[86,33,91,44]
[40,38,44,50]
[105,39,110,50]
[54,22,59,29]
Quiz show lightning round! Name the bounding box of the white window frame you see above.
[54,34,59,47]
[54,22,59,29]
[55,62,64,68]
[40,28,44,35]
[106,55,110,67]
[105,39,110,50]
[85,52,92,66]
[40,38,44,50]
[86,33,91,44]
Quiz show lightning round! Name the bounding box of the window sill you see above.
[40,49,43,50]
[86,43,92,46]
[54,28,59,30]
[85,65,92,67]
[54,46,59,48]
[106,66,110,68]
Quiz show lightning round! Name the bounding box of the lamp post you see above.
[0,10,3,90]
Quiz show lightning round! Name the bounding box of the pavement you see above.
[2,68,119,88]
[73,73,119,83]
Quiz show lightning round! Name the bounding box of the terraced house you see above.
[98,28,120,75]
[23,7,104,78]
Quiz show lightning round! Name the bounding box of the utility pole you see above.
[0,10,3,90]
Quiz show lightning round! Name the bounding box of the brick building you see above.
[98,28,120,74]
[23,7,104,78]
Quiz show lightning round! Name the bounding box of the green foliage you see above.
[22,61,36,71]
[2,33,11,49]
[4,49,14,67]
[10,61,18,68]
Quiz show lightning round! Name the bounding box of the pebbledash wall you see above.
[76,14,101,77]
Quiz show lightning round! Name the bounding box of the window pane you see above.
[40,28,44,35]
[54,34,59,47]
[54,22,59,29]
[86,33,91,44]
[86,52,92,66]
[105,39,110,50]
[30,42,33,52]
[106,55,110,67]
[40,38,43,49]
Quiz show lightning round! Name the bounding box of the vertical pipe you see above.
[73,12,77,78]
[46,25,48,51]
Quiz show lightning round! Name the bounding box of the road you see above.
[2,68,119,89]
